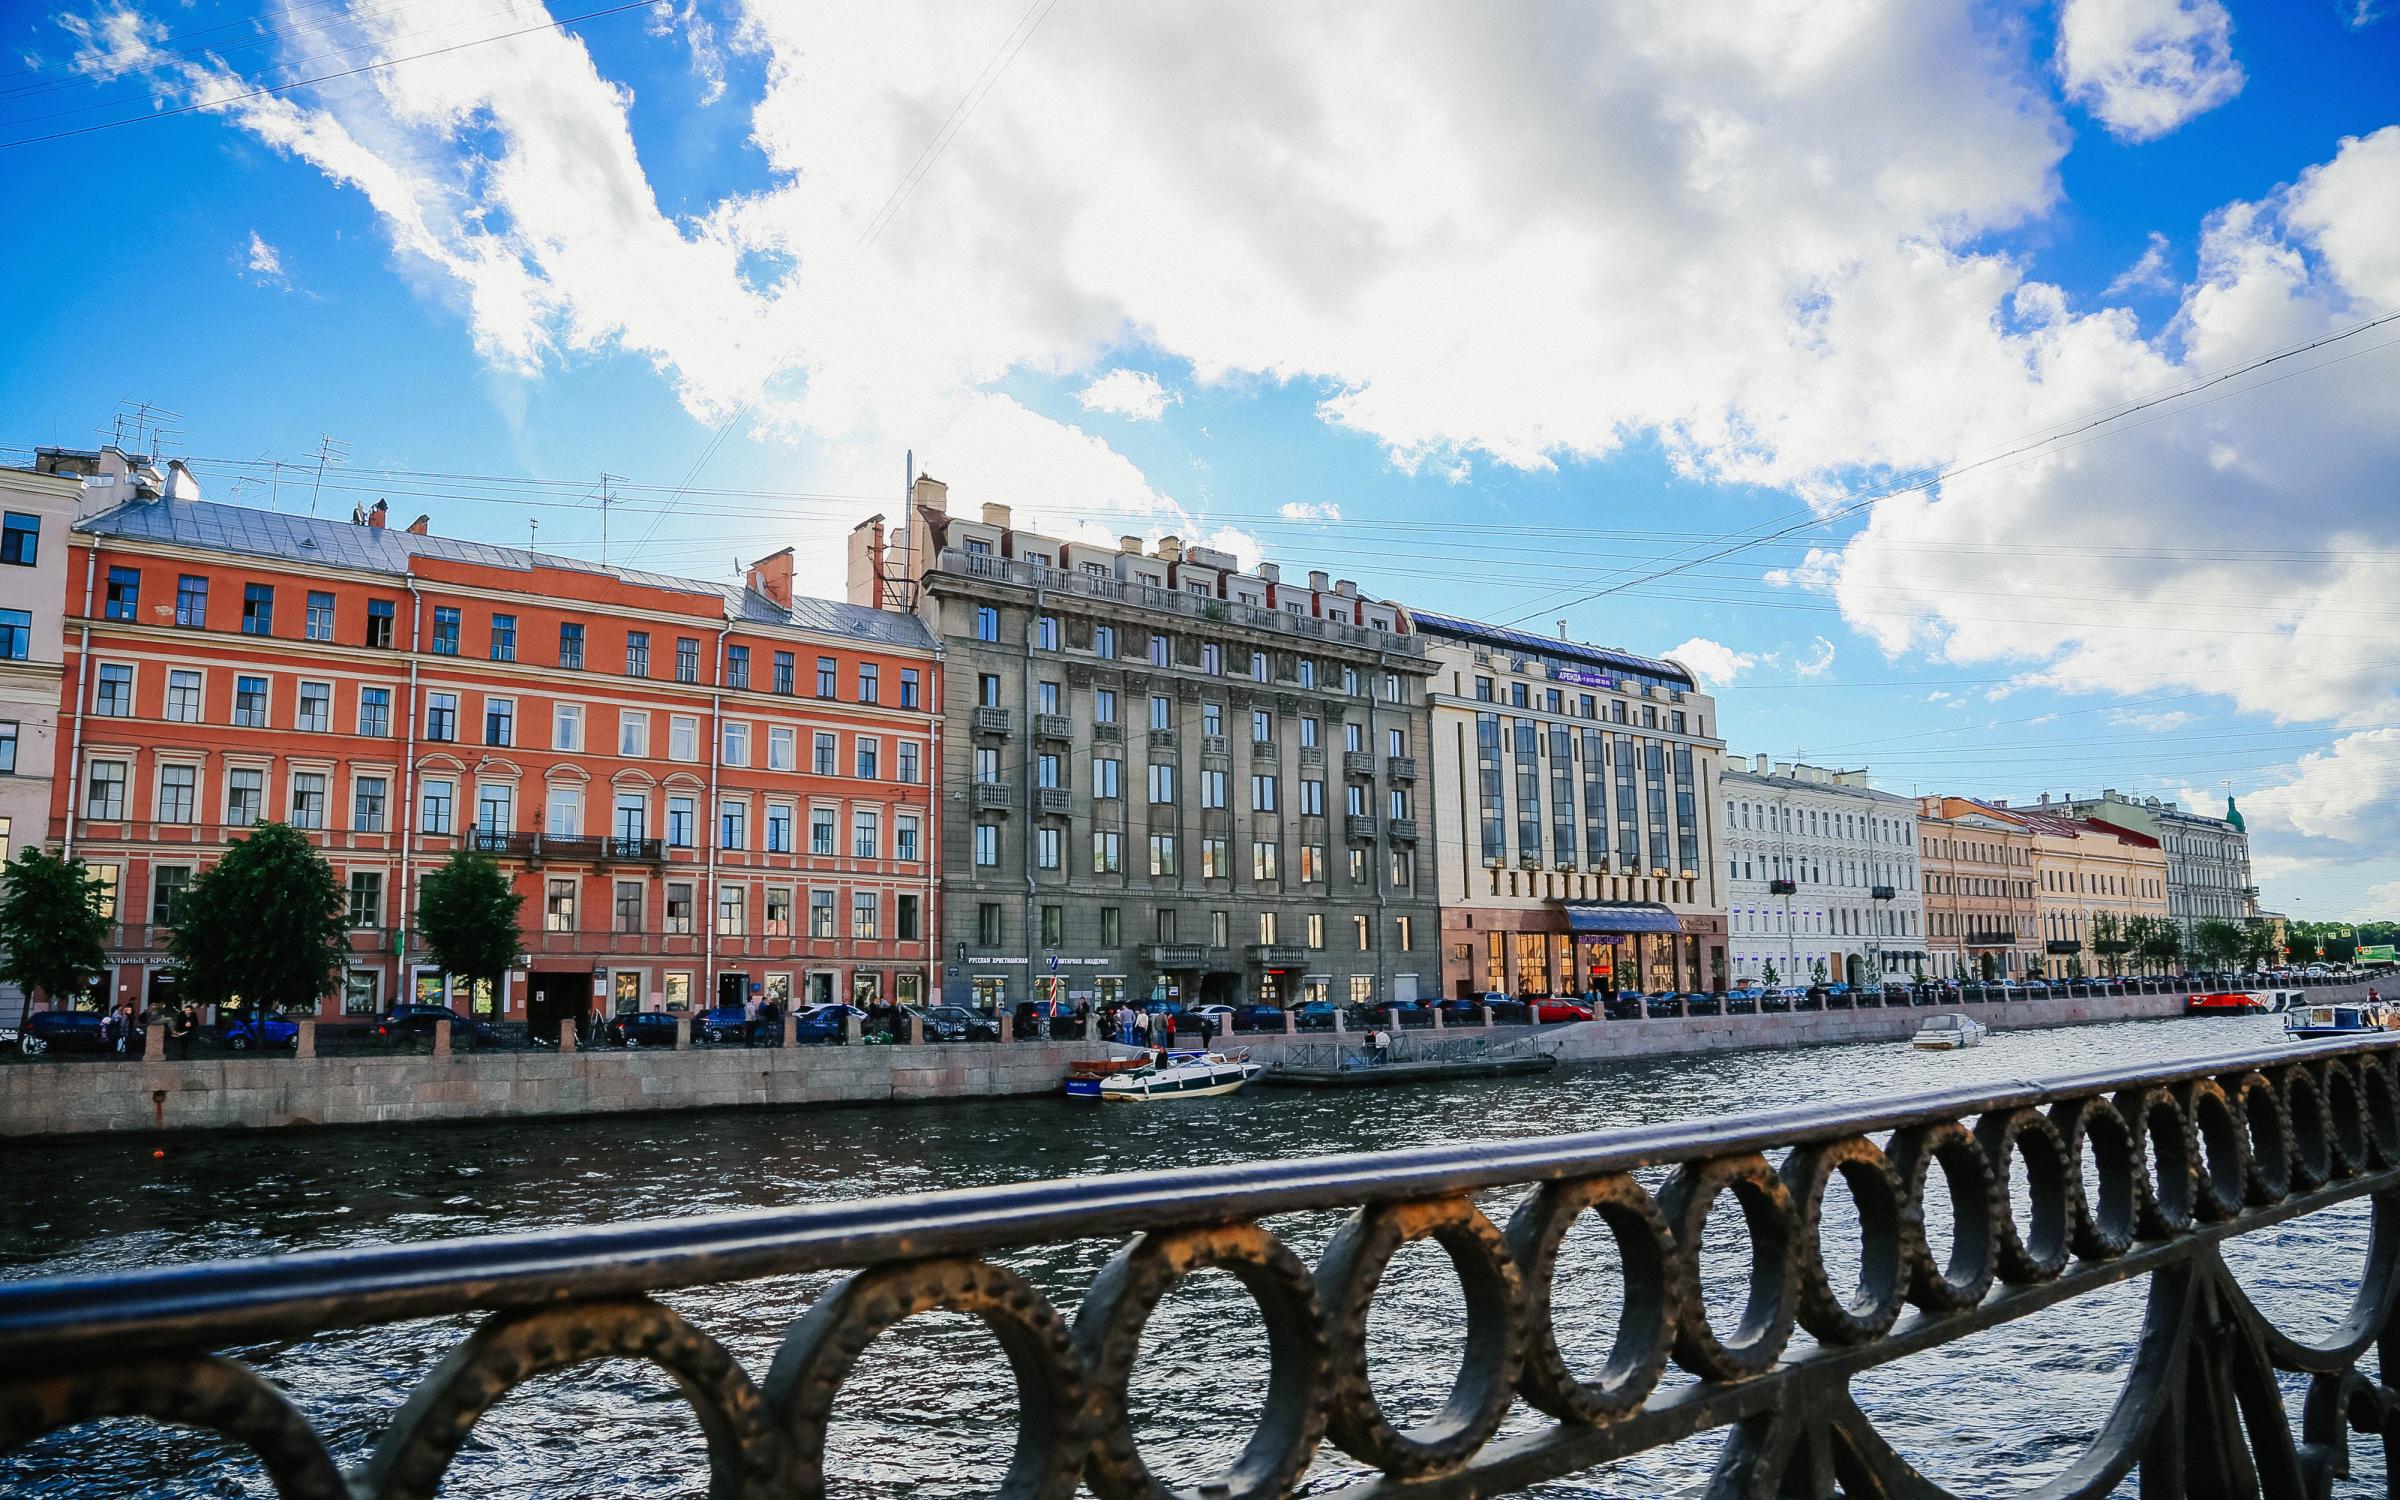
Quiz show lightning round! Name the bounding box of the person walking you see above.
[169,1003,196,1060]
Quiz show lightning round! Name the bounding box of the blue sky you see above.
[1,0,2396,918]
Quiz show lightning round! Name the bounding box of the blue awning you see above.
[1563,902,1682,935]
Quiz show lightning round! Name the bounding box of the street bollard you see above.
[1678,996,1691,1019]
[844,1012,862,1046]
[145,1019,165,1061]
[295,1018,317,1059]
[784,1011,798,1048]
[1283,1010,1296,1035]
[1333,1009,1346,1034]
[908,1014,924,1047]
[1432,1005,1444,1031]
[999,1011,1015,1044]
[1084,1010,1098,1042]
[1481,1005,1494,1030]
[433,1016,452,1058]
[558,1018,576,1054]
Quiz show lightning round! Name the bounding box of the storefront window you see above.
[414,971,445,1007]
[1095,976,1123,1007]
[853,972,883,1006]
[893,972,922,1006]
[342,969,380,1015]
[613,971,643,1013]
[1258,971,1283,1005]
[764,973,791,1007]
[971,975,1007,1011]
[1512,932,1551,994]
[1034,975,1065,1006]
[663,973,692,1011]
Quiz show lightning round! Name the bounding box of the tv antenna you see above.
[306,435,349,515]
[597,471,623,568]
[100,399,182,461]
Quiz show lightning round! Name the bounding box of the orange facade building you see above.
[48,487,938,1024]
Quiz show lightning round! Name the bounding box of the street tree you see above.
[1978,953,1998,982]
[2192,919,2247,971]
[168,822,348,1014]
[0,848,112,1008]
[2136,917,2183,975]
[1810,957,1829,985]
[417,851,524,1002]
[2286,925,2321,966]
[1762,961,1780,987]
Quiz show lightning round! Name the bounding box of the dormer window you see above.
[965,539,992,556]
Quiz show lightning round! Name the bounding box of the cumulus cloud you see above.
[1277,501,1342,522]
[1792,636,1837,678]
[2103,230,2177,296]
[2107,708,2197,732]
[1667,637,1759,688]
[1763,547,1842,592]
[1075,369,1176,422]
[2056,0,2245,142]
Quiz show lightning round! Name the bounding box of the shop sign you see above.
[1551,668,1619,689]
[967,956,1028,965]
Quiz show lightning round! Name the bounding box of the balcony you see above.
[1965,929,2017,947]
[1386,756,1417,782]
[972,707,1012,736]
[1093,722,1124,744]
[1387,817,1419,842]
[1298,746,1325,770]
[972,781,1012,812]
[1347,814,1379,842]
[1247,944,1311,967]
[1034,787,1071,816]
[934,547,1427,658]
[1147,944,1208,968]
[1343,751,1377,777]
[1034,713,1073,741]
[1870,884,1897,901]
[1251,739,1278,761]
[1147,727,1177,752]
[1201,735,1230,757]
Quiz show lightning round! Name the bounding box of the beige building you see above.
[2007,805,2172,977]
[1916,796,2039,980]
[0,464,83,1021]
[1417,612,1724,998]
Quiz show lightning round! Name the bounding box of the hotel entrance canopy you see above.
[1562,902,1682,935]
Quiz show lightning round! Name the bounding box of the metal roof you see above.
[76,496,932,649]
[1408,610,1695,689]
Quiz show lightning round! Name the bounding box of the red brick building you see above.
[47,483,938,1025]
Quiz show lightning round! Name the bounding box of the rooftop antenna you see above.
[528,517,540,552]
[307,435,349,515]
[100,399,183,462]
[597,471,623,568]
[1557,619,1568,640]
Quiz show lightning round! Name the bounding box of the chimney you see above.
[1753,754,1770,773]
[1773,762,1793,779]
[1119,534,1143,554]
[2102,788,2118,801]
[747,546,795,610]
[1154,535,1184,562]
[369,499,388,530]
[911,473,949,514]
[1335,578,1358,597]
[2038,792,2050,805]
[1308,569,1330,590]
[981,502,1011,528]
[847,516,887,609]
[1257,561,1278,583]
[405,514,431,536]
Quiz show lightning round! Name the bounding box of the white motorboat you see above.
[1093,1049,1262,1101]
[1912,1014,1988,1051]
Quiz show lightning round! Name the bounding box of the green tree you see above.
[417,851,524,1001]
[1810,957,1828,985]
[2135,917,2182,975]
[168,822,347,1013]
[2286,924,2321,966]
[1978,952,1998,982]
[1762,961,1780,987]
[2192,919,2247,971]
[2242,924,2280,970]
[1912,961,1928,986]
[0,848,112,1008]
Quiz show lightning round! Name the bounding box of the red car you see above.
[1527,998,1594,1023]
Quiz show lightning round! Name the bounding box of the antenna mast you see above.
[307,435,349,515]
[598,472,623,568]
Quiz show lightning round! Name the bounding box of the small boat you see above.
[1061,1055,1149,1099]
[1912,1014,1987,1050]
[2185,991,2268,1015]
[1087,1050,1262,1101]
[2284,1003,2395,1040]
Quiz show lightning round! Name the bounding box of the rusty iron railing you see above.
[4,1038,2399,1496]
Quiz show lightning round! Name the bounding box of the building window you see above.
[720,719,746,766]
[1148,833,1176,875]
[104,567,140,621]
[1307,913,1325,949]
[1037,827,1062,870]
[165,670,201,722]
[1259,912,1279,944]
[669,716,699,762]
[726,644,751,690]
[340,871,381,930]
[366,598,395,649]
[1037,616,1059,651]
[978,902,1005,947]
[1094,758,1121,799]
[976,823,1001,866]
[717,886,747,937]
[810,809,835,856]
[358,687,391,737]
[856,738,879,779]
[535,877,574,933]
[0,512,36,566]
[1093,829,1122,873]
[615,882,644,933]
[490,614,517,661]
[900,668,920,708]
[353,776,387,832]
[94,664,132,717]
[484,697,515,747]
[296,681,330,733]
[897,893,920,940]
[431,606,460,654]
[622,711,652,758]
[719,800,748,849]
[1253,842,1279,882]
[853,811,879,859]
[153,866,193,927]
[241,583,274,635]
[1094,625,1116,658]
[853,892,879,940]
[814,732,837,775]
[558,622,585,670]
[976,607,1000,642]
[290,772,327,829]
[676,637,699,683]
[1354,914,1372,951]
[1251,774,1278,813]
[898,742,920,784]
[418,778,452,834]
[175,574,208,627]
[896,814,921,862]
[1148,764,1175,803]
[157,765,196,824]
[857,662,879,703]
[668,797,696,848]
[626,631,651,677]
[666,884,695,935]
[766,803,793,853]
[234,675,269,728]
[765,887,793,936]
[0,609,25,661]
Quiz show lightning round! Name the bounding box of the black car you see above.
[16,1009,140,1056]
[604,1011,684,1048]
[907,1004,1000,1042]
[373,1005,502,1047]
[1601,991,1646,1020]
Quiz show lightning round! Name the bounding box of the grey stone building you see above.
[2039,788,2257,935]
[848,476,1440,1014]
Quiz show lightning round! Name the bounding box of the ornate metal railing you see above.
[4,1038,2400,1497]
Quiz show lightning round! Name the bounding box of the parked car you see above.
[1183,1004,1238,1036]
[373,1006,501,1047]
[1527,997,1594,1024]
[605,1011,684,1048]
[1722,988,1758,1015]
[1682,991,1724,1016]
[1292,1000,1341,1031]
[1234,1003,1287,1031]
[1600,990,1646,1020]
[796,1003,867,1042]
[16,1009,140,1056]
[217,1010,299,1051]
[907,1004,1000,1042]
[1642,991,1683,1018]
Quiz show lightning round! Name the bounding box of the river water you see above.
[0,1011,2382,1498]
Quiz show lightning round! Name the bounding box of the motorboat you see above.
[2185,991,2269,1015]
[1085,1049,1262,1101]
[2284,1003,2396,1041]
[1912,1014,1987,1051]
[1061,1055,1150,1099]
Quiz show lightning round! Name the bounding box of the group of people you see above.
[97,1000,199,1058]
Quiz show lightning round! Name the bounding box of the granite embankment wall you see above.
[0,1036,1125,1138]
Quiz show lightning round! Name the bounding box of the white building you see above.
[1722,756,1926,989]
[2040,789,2255,936]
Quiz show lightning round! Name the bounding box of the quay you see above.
[2,979,2382,1138]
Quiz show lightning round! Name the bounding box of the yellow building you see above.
[2008,806,2173,977]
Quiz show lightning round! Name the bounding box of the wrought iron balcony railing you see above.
[3,1039,2398,1498]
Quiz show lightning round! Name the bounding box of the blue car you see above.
[218,1011,299,1051]
[15,1010,141,1056]
[604,1011,684,1048]
[793,1003,865,1043]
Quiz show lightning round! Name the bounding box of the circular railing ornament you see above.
[0,1353,346,1500]
[1074,1223,1329,1500]
[1657,1153,1797,1380]
[1975,1106,2077,1283]
[2222,1068,2292,1205]
[2053,1095,2140,1260]
[2179,1078,2251,1224]
[1890,1121,1998,1313]
[1779,1136,1909,1344]
[1316,1196,1524,1478]
[2112,1086,2196,1238]
[1505,1172,1680,1422]
[764,1258,1085,1500]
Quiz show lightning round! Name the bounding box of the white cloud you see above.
[1792,636,1837,678]
[2102,230,2176,296]
[1763,547,1842,592]
[2360,880,2400,920]
[2056,0,2245,142]
[1075,368,1176,422]
[243,230,289,288]
[1667,636,1759,688]
[2107,708,2196,731]
[1276,501,1342,522]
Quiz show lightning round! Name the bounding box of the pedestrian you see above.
[170,1003,196,1061]
[1369,1028,1389,1066]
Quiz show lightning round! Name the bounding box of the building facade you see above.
[852,475,1440,1013]
[45,466,937,1023]
[2005,805,2172,978]
[2040,789,2255,935]
[0,464,83,1023]
[1417,613,1725,999]
[1721,757,1925,989]
[1915,796,2040,980]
